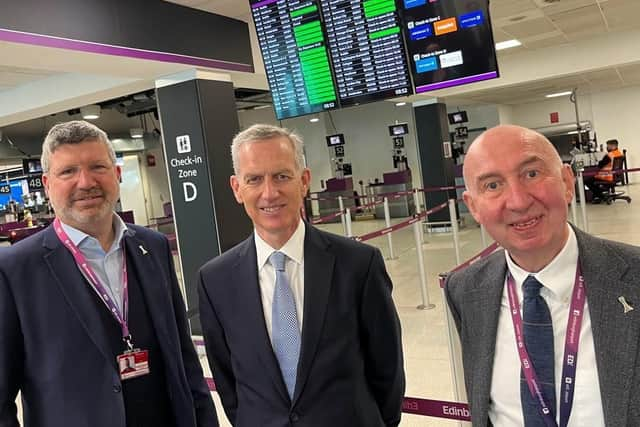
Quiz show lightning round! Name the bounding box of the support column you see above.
[413,101,457,223]
[156,71,252,333]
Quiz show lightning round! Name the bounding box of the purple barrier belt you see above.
[353,202,448,243]
[580,166,640,177]
[439,241,501,288]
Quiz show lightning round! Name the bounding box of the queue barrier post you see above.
[384,197,396,259]
[577,170,589,232]
[570,191,578,227]
[338,196,347,235]
[345,207,353,237]
[413,189,425,244]
[448,199,461,265]
[414,219,435,310]
[480,225,488,249]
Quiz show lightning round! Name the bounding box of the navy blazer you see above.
[198,223,405,427]
[0,224,217,427]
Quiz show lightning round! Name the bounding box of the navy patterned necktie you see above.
[521,275,557,426]
[269,251,301,399]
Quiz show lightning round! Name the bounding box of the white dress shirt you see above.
[254,219,305,343]
[488,226,605,427]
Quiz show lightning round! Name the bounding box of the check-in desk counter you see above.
[317,177,355,223]
[371,170,415,219]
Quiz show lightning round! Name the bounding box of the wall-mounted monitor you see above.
[250,0,338,120]
[388,123,409,136]
[399,0,499,94]
[326,133,346,146]
[22,159,42,174]
[319,0,413,107]
[448,110,468,124]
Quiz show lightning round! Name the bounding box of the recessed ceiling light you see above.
[309,117,320,123]
[395,102,406,106]
[545,91,573,98]
[495,39,522,51]
[80,105,101,120]
[130,128,144,139]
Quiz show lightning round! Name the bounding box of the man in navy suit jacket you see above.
[0,121,217,427]
[198,124,405,427]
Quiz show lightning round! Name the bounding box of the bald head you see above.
[463,125,563,193]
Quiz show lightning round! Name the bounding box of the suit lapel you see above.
[42,227,116,369]
[122,232,178,352]
[233,237,290,402]
[463,254,506,421]
[576,230,640,426]
[292,225,334,405]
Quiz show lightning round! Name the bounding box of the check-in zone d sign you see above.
[169,134,203,203]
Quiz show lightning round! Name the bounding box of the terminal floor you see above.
[12,184,640,426]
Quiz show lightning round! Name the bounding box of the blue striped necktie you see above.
[270,251,301,399]
[521,275,556,426]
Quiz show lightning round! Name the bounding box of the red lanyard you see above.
[506,266,586,427]
[53,218,132,349]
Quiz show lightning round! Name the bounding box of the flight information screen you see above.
[320,0,413,106]
[251,0,339,120]
[399,0,499,94]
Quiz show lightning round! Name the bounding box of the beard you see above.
[53,187,118,228]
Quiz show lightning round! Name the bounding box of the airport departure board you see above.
[251,0,339,120]
[320,0,413,106]
[399,0,499,93]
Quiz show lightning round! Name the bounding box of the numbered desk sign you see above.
[27,174,44,192]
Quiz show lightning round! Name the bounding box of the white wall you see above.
[507,84,640,182]
[510,93,594,130]
[238,101,421,194]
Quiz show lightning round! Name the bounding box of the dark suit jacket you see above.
[445,226,640,426]
[198,223,405,427]
[0,224,217,427]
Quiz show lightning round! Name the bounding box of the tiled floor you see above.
[12,183,640,426]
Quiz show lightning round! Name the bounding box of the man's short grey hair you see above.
[231,124,305,175]
[41,120,116,173]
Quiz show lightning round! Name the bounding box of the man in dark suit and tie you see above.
[0,120,218,426]
[445,125,640,426]
[198,124,405,427]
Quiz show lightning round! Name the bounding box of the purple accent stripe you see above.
[0,28,253,73]
[251,0,279,8]
[416,71,498,93]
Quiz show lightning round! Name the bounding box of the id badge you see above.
[117,349,150,380]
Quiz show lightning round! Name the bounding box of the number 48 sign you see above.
[28,174,44,192]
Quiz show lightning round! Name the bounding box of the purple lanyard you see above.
[506,266,586,427]
[53,218,132,348]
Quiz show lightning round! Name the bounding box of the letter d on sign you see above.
[183,182,197,202]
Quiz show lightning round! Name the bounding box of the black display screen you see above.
[388,123,409,136]
[250,0,339,120]
[326,133,345,146]
[448,110,468,124]
[320,0,413,107]
[399,0,499,94]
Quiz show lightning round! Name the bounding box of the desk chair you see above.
[594,156,631,204]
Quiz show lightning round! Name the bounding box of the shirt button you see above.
[290,413,299,423]
[113,384,122,393]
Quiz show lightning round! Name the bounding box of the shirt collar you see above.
[59,213,129,253]
[255,219,306,270]
[505,224,579,302]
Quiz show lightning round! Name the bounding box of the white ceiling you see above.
[2,0,640,123]
[162,0,640,105]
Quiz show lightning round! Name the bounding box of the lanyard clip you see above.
[123,334,134,352]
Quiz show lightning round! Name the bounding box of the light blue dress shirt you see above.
[60,215,129,312]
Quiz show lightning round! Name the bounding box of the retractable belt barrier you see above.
[352,202,448,243]
[580,166,640,177]
[192,339,472,421]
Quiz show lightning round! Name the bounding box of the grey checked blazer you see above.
[445,226,640,427]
